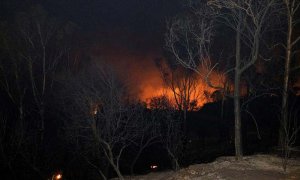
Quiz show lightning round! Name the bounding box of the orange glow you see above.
[89,101,100,116]
[139,68,227,109]
[89,42,228,109]
[51,172,62,180]
[55,174,62,180]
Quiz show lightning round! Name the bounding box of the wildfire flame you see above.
[139,69,227,109]
[89,43,228,109]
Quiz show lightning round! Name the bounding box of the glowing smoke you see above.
[87,33,227,108]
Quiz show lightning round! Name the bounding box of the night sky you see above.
[1,0,299,99]
[1,1,300,179]
[0,0,183,55]
[0,0,187,101]
[0,0,181,40]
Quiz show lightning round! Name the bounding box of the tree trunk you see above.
[39,103,45,143]
[111,161,124,180]
[234,14,243,160]
[130,149,143,175]
[18,103,24,138]
[167,149,180,171]
[172,158,180,171]
[280,9,292,148]
[107,149,124,180]
[234,71,243,160]
[183,108,187,135]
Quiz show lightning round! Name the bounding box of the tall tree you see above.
[0,6,74,177]
[0,22,27,128]
[208,0,278,159]
[280,0,300,148]
[61,62,139,180]
[166,0,278,159]
[0,23,28,178]
[14,5,68,142]
[279,0,300,171]
[156,59,201,132]
[129,106,160,175]
[149,95,183,171]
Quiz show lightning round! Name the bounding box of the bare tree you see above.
[0,16,47,179]
[149,95,174,110]
[61,63,138,180]
[149,96,183,171]
[160,108,183,171]
[166,0,278,159]
[156,59,201,132]
[165,1,216,80]
[129,105,161,175]
[0,28,27,133]
[209,0,279,159]
[0,24,28,179]
[0,113,25,180]
[279,0,300,155]
[14,5,68,142]
[280,99,300,172]
[0,6,74,177]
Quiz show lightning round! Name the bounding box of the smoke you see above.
[86,31,227,108]
[88,36,165,101]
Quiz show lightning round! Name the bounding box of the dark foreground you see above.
[124,155,300,180]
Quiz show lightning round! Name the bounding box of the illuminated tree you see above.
[166,0,278,159]
[156,59,201,132]
[149,95,173,110]
[211,0,279,159]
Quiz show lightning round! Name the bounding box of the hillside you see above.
[126,155,300,180]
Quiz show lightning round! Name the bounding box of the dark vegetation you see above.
[0,1,300,180]
[1,75,299,179]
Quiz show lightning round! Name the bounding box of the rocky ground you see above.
[126,155,300,180]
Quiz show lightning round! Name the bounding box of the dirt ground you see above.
[126,155,300,180]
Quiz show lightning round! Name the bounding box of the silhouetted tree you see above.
[61,62,139,180]
[129,106,161,175]
[0,5,74,178]
[279,1,300,169]
[149,96,183,171]
[208,0,279,159]
[13,5,69,142]
[166,0,278,159]
[281,0,300,118]
[160,109,183,171]
[156,59,201,132]
[149,95,173,110]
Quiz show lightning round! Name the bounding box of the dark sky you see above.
[0,0,185,101]
[1,0,182,38]
[50,0,181,33]
[46,0,183,61]
[7,0,296,99]
[0,0,182,100]
[1,0,299,98]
